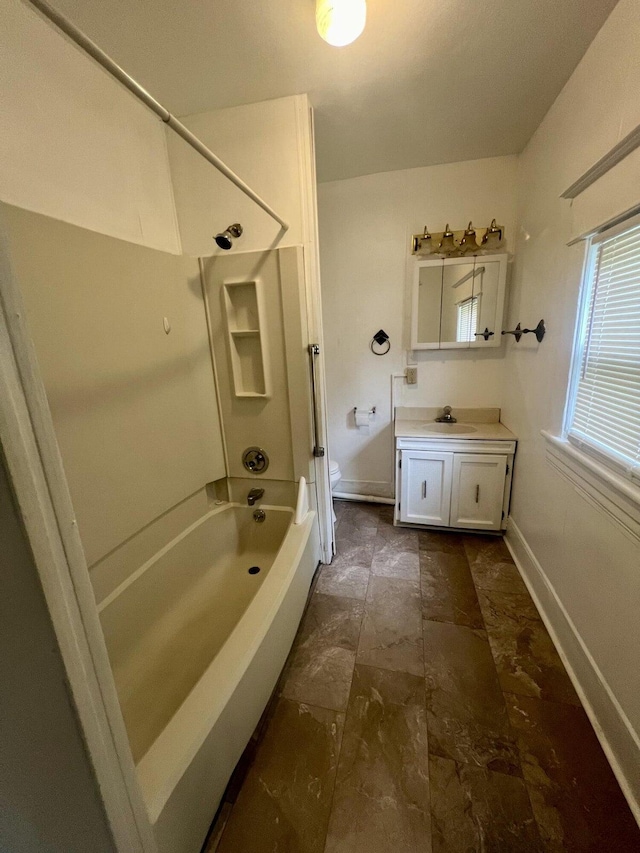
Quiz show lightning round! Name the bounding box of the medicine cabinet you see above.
[410,254,508,350]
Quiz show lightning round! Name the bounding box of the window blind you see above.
[457,296,478,343]
[568,221,640,479]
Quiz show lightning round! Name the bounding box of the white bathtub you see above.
[98,501,318,853]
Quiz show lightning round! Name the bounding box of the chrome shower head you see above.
[214,223,243,250]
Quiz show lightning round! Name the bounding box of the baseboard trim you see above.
[505,518,640,824]
[333,492,395,505]
[335,479,394,500]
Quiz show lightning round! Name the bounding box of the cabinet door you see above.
[400,450,453,526]
[450,454,507,531]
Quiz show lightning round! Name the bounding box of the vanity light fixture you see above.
[459,222,479,254]
[438,224,457,254]
[413,226,434,255]
[316,0,366,46]
[481,219,504,251]
[411,220,505,256]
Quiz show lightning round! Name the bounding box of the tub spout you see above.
[247,488,264,507]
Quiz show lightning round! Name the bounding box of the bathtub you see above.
[98,500,318,853]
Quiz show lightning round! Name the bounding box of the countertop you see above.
[395,420,517,441]
[394,407,517,441]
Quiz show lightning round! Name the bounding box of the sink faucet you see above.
[247,487,264,507]
[435,405,457,423]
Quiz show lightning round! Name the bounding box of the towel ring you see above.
[370,338,391,356]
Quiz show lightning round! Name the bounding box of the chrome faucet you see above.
[247,487,264,507]
[435,405,457,423]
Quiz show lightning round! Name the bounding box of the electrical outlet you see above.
[406,367,418,385]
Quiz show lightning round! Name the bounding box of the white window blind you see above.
[457,296,478,343]
[568,220,640,479]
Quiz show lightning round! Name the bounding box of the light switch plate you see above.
[406,367,418,384]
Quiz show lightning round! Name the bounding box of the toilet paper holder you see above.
[354,407,376,428]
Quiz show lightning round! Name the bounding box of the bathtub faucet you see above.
[247,487,265,507]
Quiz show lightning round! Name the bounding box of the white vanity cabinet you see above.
[450,453,508,530]
[399,450,453,526]
[396,437,516,532]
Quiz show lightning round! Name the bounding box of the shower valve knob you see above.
[242,447,269,474]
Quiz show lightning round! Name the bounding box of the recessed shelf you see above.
[223,280,270,398]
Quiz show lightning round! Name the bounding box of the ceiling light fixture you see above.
[316,0,366,47]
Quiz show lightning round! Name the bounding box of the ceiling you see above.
[50,0,617,182]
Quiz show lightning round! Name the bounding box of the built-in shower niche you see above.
[223,279,271,397]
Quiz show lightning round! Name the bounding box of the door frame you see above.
[0,215,156,852]
[297,100,334,562]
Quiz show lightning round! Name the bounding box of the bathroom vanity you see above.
[394,407,516,531]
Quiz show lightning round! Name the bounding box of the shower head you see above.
[214,223,243,250]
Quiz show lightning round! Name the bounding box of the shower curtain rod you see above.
[26,0,290,233]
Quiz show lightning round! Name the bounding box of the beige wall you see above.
[501,0,640,806]
[0,454,116,853]
[168,96,311,256]
[3,205,225,601]
[0,0,180,254]
[203,247,315,495]
[318,155,517,497]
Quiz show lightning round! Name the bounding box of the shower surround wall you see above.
[202,246,315,510]
[318,155,517,498]
[2,204,227,601]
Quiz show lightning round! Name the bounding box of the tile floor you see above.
[206,501,640,852]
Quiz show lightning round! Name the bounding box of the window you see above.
[456,295,478,343]
[565,217,640,480]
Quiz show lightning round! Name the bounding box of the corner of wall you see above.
[161,125,184,255]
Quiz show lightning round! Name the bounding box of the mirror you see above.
[411,255,507,350]
[415,264,442,345]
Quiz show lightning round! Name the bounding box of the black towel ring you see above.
[371,329,391,356]
[370,339,391,356]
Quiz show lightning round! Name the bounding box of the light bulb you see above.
[316,0,366,47]
[438,224,458,256]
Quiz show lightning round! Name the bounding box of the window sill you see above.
[542,431,640,545]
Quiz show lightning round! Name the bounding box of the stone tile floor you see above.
[206,501,640,852]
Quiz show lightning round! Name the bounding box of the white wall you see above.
[0,0,180,253]
[167,96,310,256]
[501,0,640,807]
[318,156,517,497]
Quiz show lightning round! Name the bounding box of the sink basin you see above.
[421,423,478,435]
